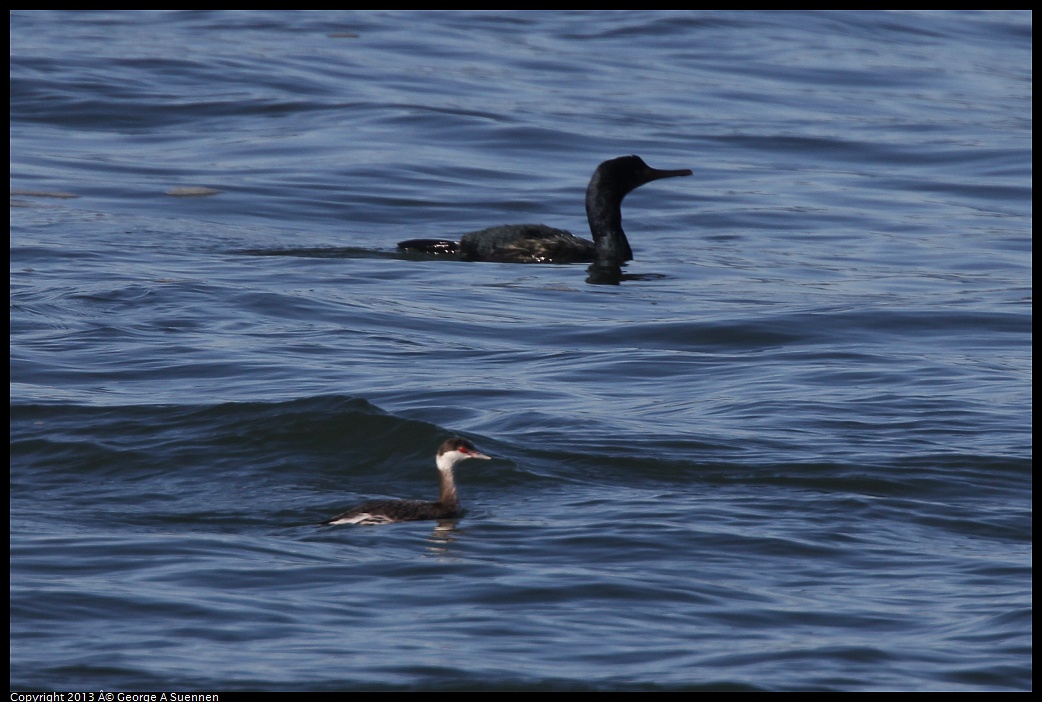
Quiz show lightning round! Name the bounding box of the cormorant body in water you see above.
[321,437,491,526]
[398,155,691,265]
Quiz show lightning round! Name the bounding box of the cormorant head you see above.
[589,155,693,202]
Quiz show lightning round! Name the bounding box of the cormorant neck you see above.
[585,185,633,264]
[583,155,692,266]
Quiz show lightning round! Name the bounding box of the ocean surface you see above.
[9,10,1031,691]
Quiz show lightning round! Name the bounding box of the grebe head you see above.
[436,437,492,472]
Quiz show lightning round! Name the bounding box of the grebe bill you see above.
[322,437,491,526]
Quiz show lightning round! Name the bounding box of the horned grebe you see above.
[321,437,491,525]
[397,155,691,265]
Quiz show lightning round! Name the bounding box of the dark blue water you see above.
[10,10,1031,691]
